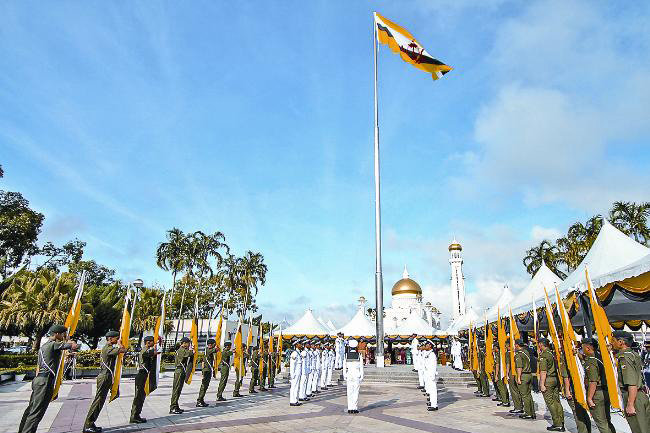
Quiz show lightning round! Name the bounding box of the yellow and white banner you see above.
[145,292,165,395]
[185,296,199,384]
[110,287,134,402]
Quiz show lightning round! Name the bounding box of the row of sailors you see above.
[289,339,338,406]
[411,339,439,411]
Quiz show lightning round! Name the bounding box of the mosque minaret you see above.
[449,238,467,319]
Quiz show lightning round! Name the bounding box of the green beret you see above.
[106,331,120,338]
[581,337,598,347]
[143,336,154,342]
[180,337,191,343]
[223,341,232,346]
[207,338,216,345]
[49,324,68,334]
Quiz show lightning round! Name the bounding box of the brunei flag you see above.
[145,292,166,395]
[185,295,199,385]
[110,287,135,402]
[485,315,494,376]
[508,306,520,377]
[258,322,265,383]
[213,313,223,378]
[276,328,283,375]
[52,271,86,401]
[470,323,479,372]
[497,307,508,383]
[543,287,564,392]
[586,269,624,410]
[374,12,452,80]
[233,320,244,377]
[555,285,588,410]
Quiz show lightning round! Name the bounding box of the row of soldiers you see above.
[18,325,282,433]
[471,330,650,433]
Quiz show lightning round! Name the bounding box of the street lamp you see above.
[133,279,144,289]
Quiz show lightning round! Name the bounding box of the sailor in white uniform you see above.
[424,340,438,411]
[416,342,426,390]
[311,342,321,394]
[319,344,329,390]
[305,341,314,398]
[411,335,419,371]
[299,340,311,401]
[289,340,303,406]
[343,339,364,414]
[451,338,463,370]
[327,344,336,386]
[335,333,345,369]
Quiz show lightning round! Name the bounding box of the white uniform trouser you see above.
[347,379,360,410]
[311,369,320,392]
[426,372,437,407]
[453,355,463,370]
[418,363,425,387]
[290,373,301,403]
[326,364,334,385]
[335,351,343,368]
[299,372,309,399]
[320,366,328,388]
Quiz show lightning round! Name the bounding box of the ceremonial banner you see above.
[373,12,452,80]
[471,323,479,371]
[508,306,520,377]
[586,269,624,409]
[485,314,494,375]
[497,307,508,383]
[258,321,264,382]
[52,271,86,401]
[185,296,199,385]
[468,322,474,371]
[268,323,274,382]
[542,287,563,392]
[213,313,223,377]
[233,321,243,377]
[110,287,134,402]
[145,292,165,395]
[276,328,283,374]
[554,285,588,410]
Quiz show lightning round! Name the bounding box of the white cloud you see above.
[531,225,562,242]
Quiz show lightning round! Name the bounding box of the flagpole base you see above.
[375,354,385,368]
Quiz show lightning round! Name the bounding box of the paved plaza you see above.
[2,368,633,433]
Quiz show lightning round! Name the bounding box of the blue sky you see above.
[1,1,649,327]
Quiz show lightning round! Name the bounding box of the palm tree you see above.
[609,201,650,245]
[523,240,565,278]
[156,228,188,305]
[132,287,164,346]
[0,269,87,351]
[240,251,267,298]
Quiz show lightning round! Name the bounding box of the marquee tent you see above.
[337,305,376,337]
[510,262,564,316]
[280,309,331,336]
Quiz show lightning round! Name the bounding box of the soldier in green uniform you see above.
[83,330,126,433]
[506,337,524,414]
[260,341,269,391]
[613,330,650,433]
[217,341,233,400]
[169,337,193,414]
[478,341,490,397]
[268,342,277,389]
[19,324,79,433]
[493,343,510,407]
[248,345,260,393]
[130,335,157,424]
[581,338,615,433]
[196,338,217,407]
[558,336,592,433]
[515,339,536,419]
[538,338,564,431]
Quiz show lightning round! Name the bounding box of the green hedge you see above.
[0,349,181,369]
[0,354,37,368]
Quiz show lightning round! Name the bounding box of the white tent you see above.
[337,305,376,337]
[280,309,331,336]
[397,309,435,335]
[486,284,514,321]
[326,320,338,333]
[510,262,564,315]
[590,252,650,289]
[317,316,331,332]
[558,221,649,295]
[447,307,479,334]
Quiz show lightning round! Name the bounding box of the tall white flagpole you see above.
[372,13,385,368]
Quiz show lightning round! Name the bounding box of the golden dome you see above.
[449,237,462,251]
[391,266,422,296]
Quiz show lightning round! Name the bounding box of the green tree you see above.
[0,191,44,278]
[132,287,172,346]
[156,228,189,316]
[522,240,565,278]
[68,259,116,286]
[37,239,86,272]
[77,282,124,349]
[609,201,650,245]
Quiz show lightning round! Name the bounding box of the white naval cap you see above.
[348,339,358,348]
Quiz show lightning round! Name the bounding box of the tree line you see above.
[0,163,267,351]
[523,201,650,278]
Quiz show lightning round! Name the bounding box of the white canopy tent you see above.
[326,320,338,333]
[337,305,376,337]
[558,221,649,295]
[279,309,331,336]
[485,284,514,322]
[590,252,650,289]
[447,307,479,334]
[510,262,564,316]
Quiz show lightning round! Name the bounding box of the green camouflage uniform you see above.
[268,352,276,387]
[19,339,73,433]
[559,353,592,433]
[539,348,564,427]
[217,348,232,398]
[494,349,510,405]
[197,346,216,403]
[616,349,650,433]
[84,343,120,428]
[260,349,268,389]
[506,347,523,411]
[130,346,155,421]
[478,349,490,396]
[515,348,534,416]
[248,351,260,392]
[584,355,615,433]
[170,347,193,410]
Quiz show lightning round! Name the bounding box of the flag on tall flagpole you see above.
[185,295,199,384]
[485,313,494,376]
[508,305,520,377]
[586,268,624,409]
[554,285,588,410]
[52,271,86,401]
[497,307,508,383]
[110,286,134,402]
[374,12,452,80]
[542,287,564,392]
[213,313,223,377]
[470,322,479,372]
[145,292,166,395]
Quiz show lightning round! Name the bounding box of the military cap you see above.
[612,330,633,339]
[106,330,120,338]
[207,338,216,345]
[180,337,191,343]
[49,324,68,334]
[223,341,232,346]
[514,338,525,346]
[538,337,550,346]
[143,335,154,342]
[581,337,598,347]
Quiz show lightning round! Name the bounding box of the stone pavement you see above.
[1,369,633,433]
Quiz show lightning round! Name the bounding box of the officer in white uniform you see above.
[326,344,335,386]
[411,335,419,371]
[451,338,463,370]
[319,344,329,390]
[343,339,364,414]
[335,333,345,369]
[424,340,438,411]
[311,342,321,394]
[299,340,311,401]
[289,340,303,406]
